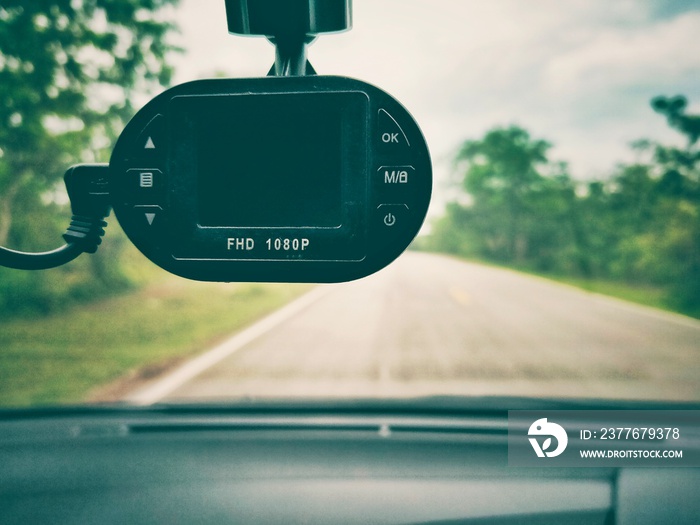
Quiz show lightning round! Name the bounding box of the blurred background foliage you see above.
[424,95,700,317]
[0,0,180,316]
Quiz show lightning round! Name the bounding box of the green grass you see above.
[545,275,673,312]
[0,277,311,407]
[440,252,694,318]
[497,264,690,316]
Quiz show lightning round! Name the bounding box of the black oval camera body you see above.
[109,76,431,283]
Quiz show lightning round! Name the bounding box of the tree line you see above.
[425,96,700,317]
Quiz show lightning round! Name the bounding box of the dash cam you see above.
[109,76,432,282]
[0,0,433,282]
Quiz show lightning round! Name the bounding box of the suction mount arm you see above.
[224,0,352,76]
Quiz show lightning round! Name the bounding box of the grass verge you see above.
[0,278,311,407]
[545,275,673,313]
[440,252,694,318]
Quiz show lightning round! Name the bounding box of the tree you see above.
[449,126,577,270]
[646,96,700,313]
[426,100,700,317]
[0,0,180,247]
[0,1,180,315]
[651,95,700,146]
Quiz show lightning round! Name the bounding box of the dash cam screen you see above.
[195,93,343,228]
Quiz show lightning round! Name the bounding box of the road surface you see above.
[127,252,700,403]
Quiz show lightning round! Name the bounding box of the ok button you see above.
[377,108,410,153]
[381,132,400,144]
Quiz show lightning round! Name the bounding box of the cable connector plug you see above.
[62,163,111,253]
[62,215,108,254]
[0,163,112,270]
[63,163,111,219]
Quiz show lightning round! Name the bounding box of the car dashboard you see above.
[1,400,698,525]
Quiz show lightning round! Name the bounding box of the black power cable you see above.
[0,243,85,271]
[0,164,111,271]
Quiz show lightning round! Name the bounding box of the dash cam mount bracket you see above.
[224,0,352,77]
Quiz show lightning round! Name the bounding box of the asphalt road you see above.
[129,252,700,403]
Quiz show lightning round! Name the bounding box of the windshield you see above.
[1,0,698,408]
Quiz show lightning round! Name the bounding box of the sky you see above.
[168,0,700,215]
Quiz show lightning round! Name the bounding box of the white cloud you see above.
[544,11,700,94]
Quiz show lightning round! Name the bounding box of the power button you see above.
[377,203,409,230]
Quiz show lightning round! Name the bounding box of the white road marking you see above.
[125,285,332,405]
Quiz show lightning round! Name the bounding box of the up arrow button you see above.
[133,114,165,162]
